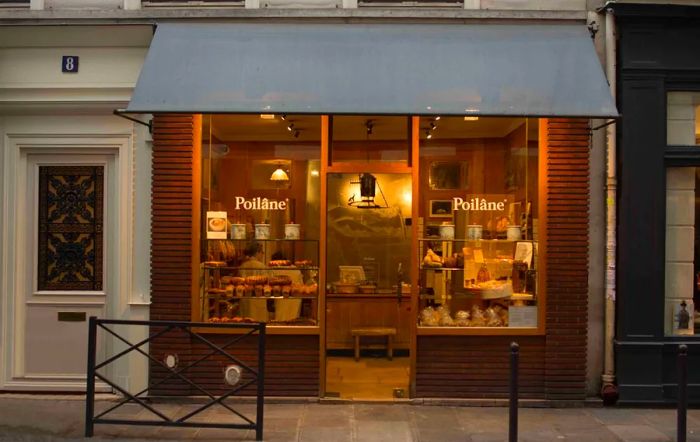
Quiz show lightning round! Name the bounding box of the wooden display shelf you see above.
[417,326,543,336]
[192,325,320,335]
[203,266,319,271]
[327,293,411,299]
[207,295,317,300]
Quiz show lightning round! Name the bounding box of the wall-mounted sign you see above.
[234,197,287,211]
[453,197,507,212]
[62,55,79,73]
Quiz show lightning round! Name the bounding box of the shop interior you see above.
[199,114,539,399]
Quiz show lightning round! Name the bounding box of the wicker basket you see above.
[334,282,359,294]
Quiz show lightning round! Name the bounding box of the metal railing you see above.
[85,317,266,441]
[678,344,688,442]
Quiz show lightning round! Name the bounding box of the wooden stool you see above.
[351,327,397,361]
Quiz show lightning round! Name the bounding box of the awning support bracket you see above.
[113,109,152,133]
[592,119,617,131]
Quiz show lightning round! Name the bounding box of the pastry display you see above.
[269,259,292,267]
[476,264,491,283]
[422,248,443,268]
[201,240,319,324]
[294,260,313,267]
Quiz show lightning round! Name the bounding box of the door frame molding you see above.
[1,133,133,391]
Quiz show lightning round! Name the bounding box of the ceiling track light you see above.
[287,123,295,132]
[430,122,437,131]
[280,114,287,121]
[293,130,300,138]
[365,120,374,135]
[434,116,441,121]
[425,130,432,139]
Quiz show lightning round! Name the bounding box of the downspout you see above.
[601,6,619,404]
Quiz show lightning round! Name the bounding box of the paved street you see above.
[0,395,697,442]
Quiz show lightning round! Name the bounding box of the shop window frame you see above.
[663,85,700,339]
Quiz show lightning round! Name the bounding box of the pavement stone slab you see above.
[606,424,671,441]
[558,427,622,442]
[415,427,470,442]
[410,406,460,429]
[354,403,411,422]
[453,407,509,433]
[263,430,300,442]
[518,429,566,441]
[469,431,509,442]
[353,419,414,442]
[299,427,353,442]
[590,409,651,426]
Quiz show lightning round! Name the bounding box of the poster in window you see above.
[672,299,694,336]
[206,211,228,239]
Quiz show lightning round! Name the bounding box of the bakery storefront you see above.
[130,23,616,399]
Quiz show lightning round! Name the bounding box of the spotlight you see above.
[365,120,374,135]
[287,123,295,132]
[430,122,437,131]
[434,116,441,121]
[425,130,432,139]
[281,114,287,121]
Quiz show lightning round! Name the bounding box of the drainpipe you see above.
[601,6,619,405]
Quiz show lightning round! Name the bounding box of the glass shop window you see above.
[664,167,700,336]
[199,114,321,326]
[416,117,540,328]
[667,92,700,146]
[330,116,410,164]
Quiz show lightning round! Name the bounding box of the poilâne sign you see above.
[453,196,508,211]
[234,196,288,210]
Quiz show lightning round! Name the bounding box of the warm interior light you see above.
[310,170,320,177]
[402,190,412,205]
[270,166,290,182]
[259,114,275,120]
[464,116,479,121]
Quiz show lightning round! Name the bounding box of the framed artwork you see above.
[339,266,366,283]
[429,200,453,218]
[513,241,533,268]
[429,161,468,190]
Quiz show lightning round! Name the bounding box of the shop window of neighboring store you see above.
[198,114,321,326]
[667,92,700,146]
[416,117,539,328]
[330,116,410,165]
[665,92,700,336]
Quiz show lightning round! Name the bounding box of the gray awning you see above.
[126,23,618,118]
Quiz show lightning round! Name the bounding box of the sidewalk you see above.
[0,395,697,442]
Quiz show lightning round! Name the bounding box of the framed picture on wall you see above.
[429,200,453,218]
[429,161,469,190]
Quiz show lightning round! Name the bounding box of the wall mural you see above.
[38,166,104,291]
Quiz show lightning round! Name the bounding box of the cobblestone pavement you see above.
[0,395,698,441]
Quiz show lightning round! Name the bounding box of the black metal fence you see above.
[678,344,688,442]
[85,317,266,440]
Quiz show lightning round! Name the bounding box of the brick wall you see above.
[149,114,319,397]
[416,118,590,401]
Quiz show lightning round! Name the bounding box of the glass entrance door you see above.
[323,116,413,400]
[324,172,412,399]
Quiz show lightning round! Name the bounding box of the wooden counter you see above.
[326,294,412,350]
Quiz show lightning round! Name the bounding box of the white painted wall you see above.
[0,25,152,393]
